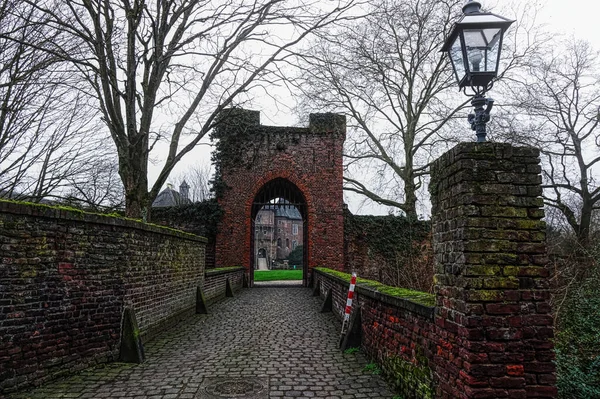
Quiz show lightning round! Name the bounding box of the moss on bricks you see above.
[316,267,435,307]
[383,350,434,399]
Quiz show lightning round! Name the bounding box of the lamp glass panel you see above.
[463,30,486,47]
[463,28,501,73]
[449,35,466,82]
[484,41,500,72]
[483,28,502,47]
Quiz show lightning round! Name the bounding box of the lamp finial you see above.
[463,0,482,14]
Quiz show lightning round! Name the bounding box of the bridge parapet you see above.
[314,268,437,397]
[0,201,206,394]
[204,267,245,303]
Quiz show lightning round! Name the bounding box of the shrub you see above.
[554,244,600,398]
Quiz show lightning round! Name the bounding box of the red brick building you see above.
[254,202,304,270]
[213,109,345,286]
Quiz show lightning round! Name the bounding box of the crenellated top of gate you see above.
[212,108,346,142]
[211,108,346,173]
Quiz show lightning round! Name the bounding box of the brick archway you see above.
[214,109,346,286]
[250,178,308,285]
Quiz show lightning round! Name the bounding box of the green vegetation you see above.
[345,213,429,255]
[555,264,600,398]
[384,353,433,399]
[0,199,199,237]
[344,211,433,292]
[363,362,381,375]
[315,267,435,307]
[151,199,222,238]
[254,270,303,281]
[287,244,303,265]
[344,347,360,355]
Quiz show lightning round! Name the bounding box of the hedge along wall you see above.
[344,209,433,293]
[204,267,245,303]
[0,201,206,394]
[314,268,437,398]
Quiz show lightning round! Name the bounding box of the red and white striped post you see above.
[341,272,357,336]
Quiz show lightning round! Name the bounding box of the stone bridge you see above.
[1,138,557,398]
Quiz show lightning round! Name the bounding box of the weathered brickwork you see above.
[429,143,556,398]
[0,201,206,394]
[314,143,556,399]
[314,269,436,398]
[152,201,219,269]
[204,267,244,303]
[214,110,345,282]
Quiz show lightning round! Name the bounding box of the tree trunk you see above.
[119,148,149,220]
[404,180,418,221]
[577,199,592,248]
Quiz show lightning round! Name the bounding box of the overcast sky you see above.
[541,0,599,43]
[152,0,600,217]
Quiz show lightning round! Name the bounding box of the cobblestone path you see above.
[11,287,395,399]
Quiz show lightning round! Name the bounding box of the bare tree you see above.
[64,157,125,211]
[500,39,600,247]
[293,0,546,219]
[292,0,469,219]
[172,161,213,202]
[0,0,105,202]
[16,0,359,218]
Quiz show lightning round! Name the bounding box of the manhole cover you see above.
[197,377,269,399]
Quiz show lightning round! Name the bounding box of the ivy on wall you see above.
[152,199,222,239]
[209,109,266,199]
[344,209,433,292]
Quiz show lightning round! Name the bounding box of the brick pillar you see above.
[429,143,556,399]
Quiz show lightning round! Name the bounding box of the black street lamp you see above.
[441,0,514,142]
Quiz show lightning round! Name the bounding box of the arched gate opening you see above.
[250,178,308,287]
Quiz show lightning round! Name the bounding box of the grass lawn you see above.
[254,269,303,281]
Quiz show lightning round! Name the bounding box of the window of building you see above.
[263,229,268,235]
[277,238,281,247]
[292,240,298,249]
[292,224,298,235]
[286,239,290,248]
[278,228,281,233]
[257,215,262,223]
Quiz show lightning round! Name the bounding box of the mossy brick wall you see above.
[314,269,436,398]
[152,200,220,269]
[429,143,556,398]
[204,267,244,303]
[214,110,345,281]
[0,201,206,394]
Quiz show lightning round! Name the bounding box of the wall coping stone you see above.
[314,268,434,319]
[0,199,207,242]
[205,266,245,277]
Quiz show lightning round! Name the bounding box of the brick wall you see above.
[214,110,345,283]
[315,143,556,399]
[0,201,206,393]
[314,269,436,398]
[204,267,244,303]
[152,201,218,269]
[429,143,556,398]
